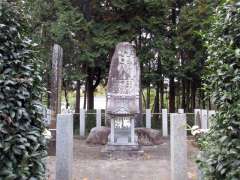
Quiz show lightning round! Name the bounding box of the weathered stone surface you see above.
[146,109,151,128]
[80,109,85,137]
[135,128,163,146]
[50,44,63,129]
[86,127,110,145]
[56,114,73,180]
[106,42,141,123]
[201,109,208,129]
[162,109,168,136]
[106,42,142,147]
[170,113,187,180]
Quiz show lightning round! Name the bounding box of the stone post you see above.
[110,119,115,143]
[178,109,184,113]
[201,109,208,129]
[80,109,86,137]
[197,168,204,180]
[208,110,216,127]
[194,109,201,126]
[146,109,151,128]
[162,109,168,136]
[50,44,63,129]
[170,113,187,180]
[46,109,51,126]
[56,114,73,180]
[131,119,135,144]
[96,109,102,128]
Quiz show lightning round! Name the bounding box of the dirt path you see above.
[47,138,198,180]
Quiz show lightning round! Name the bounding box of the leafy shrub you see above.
[197,1,240,179]
[0,2,47,179]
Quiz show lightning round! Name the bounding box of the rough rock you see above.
[86,127,163,146]
[135,128,163,146]
[86,127,110,145]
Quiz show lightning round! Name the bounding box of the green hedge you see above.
[0,2,47,179]
[197,1,240,179]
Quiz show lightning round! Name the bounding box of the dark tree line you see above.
[21,0,219,113]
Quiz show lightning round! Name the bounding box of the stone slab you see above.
[56,114,73,180]
[162,109,168,136]
[146,109,151,128]
[80,109,85,137]
[170,113,187,180]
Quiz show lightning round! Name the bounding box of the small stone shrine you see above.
[106,42,141,150]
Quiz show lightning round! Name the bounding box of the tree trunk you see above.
[176,81,180,110]
[75,80,81,114]
[63,81,69,109]
[86,72,94,110]
[169,76,175,113]
[191,80,197,111]
[208,97,211,110]
[186,80,191,112]
[181,79,186,110]
[160,79,164,109]
[142,90,146,109]
[201,90,206,109]
[153,84,160,113]
[84,81,87,109]
[146,85,151,109]
[86,67,101,110]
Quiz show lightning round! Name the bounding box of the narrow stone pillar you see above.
[194,109,201,126]
[131,118,135,144]
[80,109,86,137]
[171,113,187,180]
[56,114,73,180]
[162,109,168,136]
[208,110,216,127]
[146,109,151,128]
[201,110,208,129]
[47,109,51,126]
[96,109,102,128]
[110,119,115,143]
[50,44,63,129]
[197,168,204,180]
[178,109,184,113]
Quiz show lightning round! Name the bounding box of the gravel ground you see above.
[47,138,199,180]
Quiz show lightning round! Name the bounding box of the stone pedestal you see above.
[108,117,138,146]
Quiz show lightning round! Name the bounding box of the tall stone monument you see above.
[50,44,63,129]
[106,42,141,149]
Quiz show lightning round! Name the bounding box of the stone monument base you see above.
[105,144,141,151]
[101,144,144,159]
